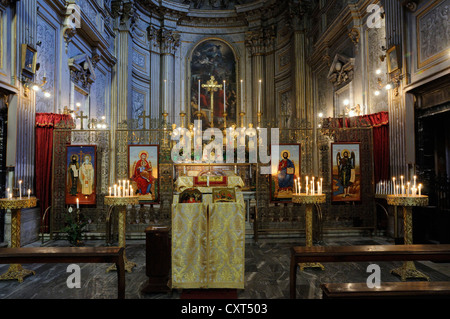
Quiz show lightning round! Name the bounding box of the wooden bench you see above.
[321,281,450,299]
[0,247,125,299]
[290,244,450,299]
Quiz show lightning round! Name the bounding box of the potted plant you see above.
[63,206,87,246]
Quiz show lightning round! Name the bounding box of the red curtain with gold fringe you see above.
[35,113,72,233]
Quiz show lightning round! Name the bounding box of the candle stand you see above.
[0,197,38,282]
[292,193,326,271]
[386,194,430,281]
[105,196,139,273]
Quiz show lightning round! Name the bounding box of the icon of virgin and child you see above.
[130,150,154,200]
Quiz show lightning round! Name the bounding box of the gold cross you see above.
[76,111,88,130]
[138,110,152,130]
[201,76,222,127]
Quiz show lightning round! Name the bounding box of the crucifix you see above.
[201,76,222,128]
[76,111,88,130]
[138,110,152,130]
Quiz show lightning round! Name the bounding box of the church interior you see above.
[1,0,450,304]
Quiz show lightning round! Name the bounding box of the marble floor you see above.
[1,235,450,299]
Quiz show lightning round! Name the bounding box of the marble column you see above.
[159,28,180,123]
[148,25,161,122]
[245,29,266,124]
[384,0,407,177]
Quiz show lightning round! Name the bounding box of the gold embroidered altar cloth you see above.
[171,191,245,289]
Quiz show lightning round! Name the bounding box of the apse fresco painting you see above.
[190,40,237,128]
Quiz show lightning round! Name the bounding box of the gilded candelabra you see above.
[0,197,38,282]
[292,193,326,271]
[104,195,139,273]
[386,194,430,281]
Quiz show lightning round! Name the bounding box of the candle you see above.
[294,179,298,194]
[181,80,185,113]
[413,175,417,189]
[240,79,244,110]
[114,184,117,197]
[6,188,9,199]
[418,184,422,196]
[223,80,226,113]
[320,178,323,193]
[306,176,309,190]
[28,189,31,199]
[109,187,112,197]
[235,165,237,174]
[407,182,410,196]
[129,185,132,196]
[306,186,309,195]
[198,80,201,110]
[402,185,405,196]
[19,180,22,199]
[258,80,262,113]
[317,181,320,195]
[396,185,399,196]
[400,175,404,189]
[76,198,79,209]
[312,177,315,194]
[207,175,210,187]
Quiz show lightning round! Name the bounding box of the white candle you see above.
[235,165,237,174]
[407,182,410,196]
[223,80,226,113]
[419,184,422,196]
[240,79,244,110]
[320,178,323,193]
[400,175,404,189]
[181,80,185,113]
[114,184,117,197]
[28,189,31,199]
[198,80,201,109]
[207,175,210,187]
[299,185,301,195]
[76,198,79,209]
[392,177,396,195]
[6,188,9,199]
[402,185,405,196]
[109,187,112,197]
[396,185,399,196]
[306,176,309,191]
[317,181,320,195]
[306,186,309,195]
[129,185,132,196]
[294,179,298,194]
[19,180,22,199]
[258,80,262,113]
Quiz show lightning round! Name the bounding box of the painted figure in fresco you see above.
[277,151,295,192]
[68,155,80,196]
[336,150,356,198]
[80,155,94,195]
[132,151,153,195]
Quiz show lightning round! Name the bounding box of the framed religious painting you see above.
[21,44,37,78]
[270,144,301,203]
[331,142,361,203]
[128,145,159,203]
[66,145,97,206]
[386,45,400,74]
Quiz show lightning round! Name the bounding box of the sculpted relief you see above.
[418,0,450,66]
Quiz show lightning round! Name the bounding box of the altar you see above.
[171,175,246,289]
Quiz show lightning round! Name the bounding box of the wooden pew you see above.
[0,247,125,299]
[290,244,450,299]
[321,281,450,299]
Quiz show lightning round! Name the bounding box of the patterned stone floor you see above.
[0,236,449,299]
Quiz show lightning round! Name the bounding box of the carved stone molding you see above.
[327,54,355,87]
[62,2,79,53]
[402,0,418,12]
[111,0,138,28]
[348,27,360,46]
[68,54,97,91]
[0,0,18,6]
[146,27,180,54]
[245,26,276,56]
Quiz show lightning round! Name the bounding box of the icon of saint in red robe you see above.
[132,151,153,195]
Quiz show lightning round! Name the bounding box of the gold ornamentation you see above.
[387,197,430,281]
[293,194,326,271]
[292,194,326,205]
[105,196,139,273]
[0,198,37,282]
[386,195,429,207]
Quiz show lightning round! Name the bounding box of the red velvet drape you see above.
[324,111,390,183]
[35,113,72,233]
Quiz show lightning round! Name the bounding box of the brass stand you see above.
[386,195,430,281]
[0,197,38,282]
[292,194,326,271]
[104,196,139,273]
